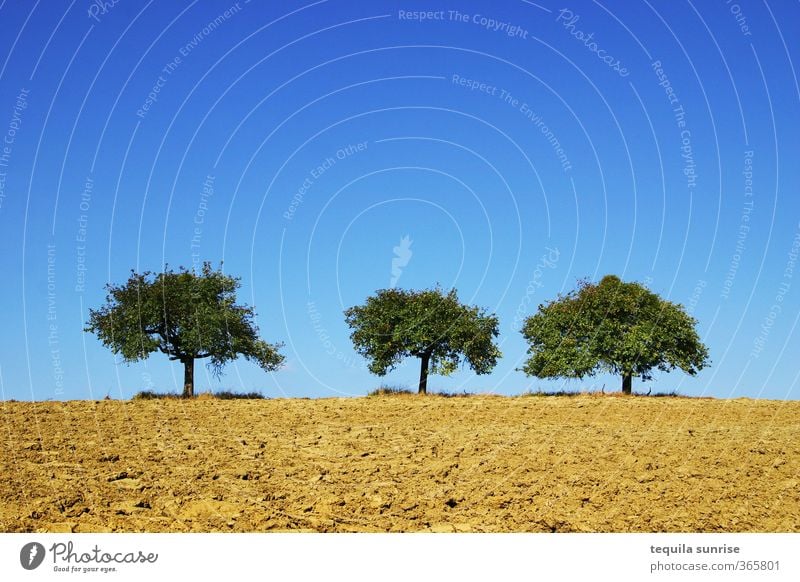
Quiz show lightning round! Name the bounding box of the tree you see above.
[344,287,501,394]
[520,275,709,394]
[86,262,284,397]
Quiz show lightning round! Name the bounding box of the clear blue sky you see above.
[0,0,798,400]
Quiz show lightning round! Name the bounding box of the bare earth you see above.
[1,395,798,532]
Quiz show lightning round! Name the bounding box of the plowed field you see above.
[2,396,798,532]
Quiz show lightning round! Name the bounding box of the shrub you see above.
[132,390,182,400]
[367,385,415,396]
[518,389,586,397]
[132,390,265,400]
[213,390,265,400]
[432,390,476,398]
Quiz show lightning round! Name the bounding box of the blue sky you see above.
[0,0,798,400]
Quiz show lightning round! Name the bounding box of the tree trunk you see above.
[182,358,195,398]
[418,352,430,395]
[622,373,632,395]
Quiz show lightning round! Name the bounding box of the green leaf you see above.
[344,286,501,379]
[520,275,709,390]
[85,262,284,375]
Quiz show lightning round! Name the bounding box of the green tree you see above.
[86,263,284,397]
[520,275,709,394]
[344,287,501,394]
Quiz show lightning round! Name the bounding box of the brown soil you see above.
[1,396,798,532]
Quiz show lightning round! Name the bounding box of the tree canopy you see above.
[344,287,501,394]
[86,262,284,397]
[520,275,709,394]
